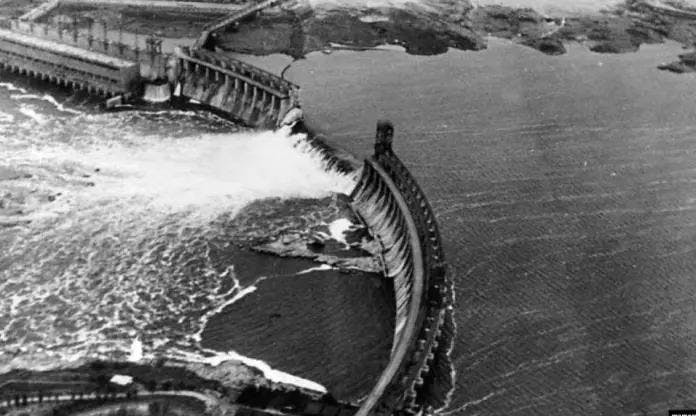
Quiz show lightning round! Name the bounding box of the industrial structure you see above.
[0,27,140,97]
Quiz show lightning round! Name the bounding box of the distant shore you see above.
[9,0,696,74]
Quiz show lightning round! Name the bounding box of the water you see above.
[0,73,394,398]
[6,35,696,414]
[284,39,696,414]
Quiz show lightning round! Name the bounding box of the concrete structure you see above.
[173,47,299,128]
[0,27,139,96]
[195,0,287,49]
[2,0,293,120]
[350,122,455,415]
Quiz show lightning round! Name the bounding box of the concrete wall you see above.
[174,48,298,129]
[350,122,455,415]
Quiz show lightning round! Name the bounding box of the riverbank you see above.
[23,0,696,73]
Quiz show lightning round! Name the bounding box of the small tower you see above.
[375,120,394,155]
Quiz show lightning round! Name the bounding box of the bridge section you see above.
[195,0,286,49]
[174,46,299,128]
[350,122,455,415]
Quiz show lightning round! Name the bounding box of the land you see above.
[13,0,696,73]
[0,359,335,415]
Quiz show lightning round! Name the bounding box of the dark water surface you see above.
[284,39,696,415]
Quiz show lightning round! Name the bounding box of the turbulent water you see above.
[285,39,696,414]
[0,77,382,391]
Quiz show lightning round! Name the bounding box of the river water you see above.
[281,39,696,414]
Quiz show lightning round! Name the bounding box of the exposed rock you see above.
[215,2,484,58]
[658,50,696,73]
[520,36,566,55]
[252,232,382,273]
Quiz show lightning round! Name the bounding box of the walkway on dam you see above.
[195,0,288,48]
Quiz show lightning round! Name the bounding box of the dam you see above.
[0,1,456,414]
[0,0,298,127]
[350,122,455,415]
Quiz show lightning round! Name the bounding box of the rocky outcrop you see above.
[658,50,696,73]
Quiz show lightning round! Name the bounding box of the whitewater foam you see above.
[327,218,356,249]
[297,264,336,274]
[11,93,82,115]
[18,104,49,124]
[1,103,356,393]
[177,349,328,393]
[0,81,28,94]
[3,125,354,221]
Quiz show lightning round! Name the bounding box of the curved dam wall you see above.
[173,47,298,129]
[350,122,455,415]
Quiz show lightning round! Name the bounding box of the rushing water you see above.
[283,39,696,414]
[0,73,397,398]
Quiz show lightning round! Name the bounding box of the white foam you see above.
[110,374,133,385]
[18,104,49,124]
[0,111,14,123]
[328,218,356,248]
[190,350,327,393]
[1,109,349,395]
[143,84,172,103]
[11,93,82,115]
[128,337,143,362]
[6,125,355,219]
[0,82,27,94]
[297,264,336,274]
[192,271,266,343]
